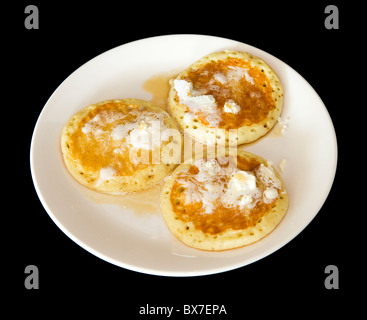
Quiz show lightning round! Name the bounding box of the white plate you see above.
[30,34,337,276]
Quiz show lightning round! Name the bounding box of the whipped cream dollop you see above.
[177,158,283,214]
[173,79,221,126]
[82,109,170,151]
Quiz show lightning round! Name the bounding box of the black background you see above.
[8,0,362,317]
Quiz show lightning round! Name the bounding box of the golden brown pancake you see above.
[61,99,181,194]
[160,150,288,251]
[168,50,283,145]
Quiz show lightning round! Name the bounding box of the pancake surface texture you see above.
[161,150,288,251]
[168,50,283,145]
[61,99,181,193]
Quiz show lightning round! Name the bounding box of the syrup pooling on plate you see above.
[143,70,181,110]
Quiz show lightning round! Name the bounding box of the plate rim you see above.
[30,34,338,277]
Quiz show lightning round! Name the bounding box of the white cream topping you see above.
[81,123,92,134]
[82,110,126,137]
[179,158,283,214]
[223,99,240,114]
[82,114,102,135]
[174,79,220,126]
[227,66,254,84]
[228,171,257,198]
[263,187,278,202]
[205,181,222,194]
[173,65,255,126]
[174,79,217,111]
[222,170,261,209]
[256,162,281,190]
[128,120,168,150]
[194,158,222,182]
[174,79,191,98]
[212,67,254,86]
[213,72,227,84]
[81,108,169,151]
[255,162,282,203]
[95,166,117,186]
[177,159,223,214]
[111,123,130,140]
[82,111,132,136]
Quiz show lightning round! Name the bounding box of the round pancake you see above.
[168,50,283,146]
[160,150,288,251]
[61,99,182,194]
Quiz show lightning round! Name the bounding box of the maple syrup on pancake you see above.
[83,69,284,216]
[82,70,180,215]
